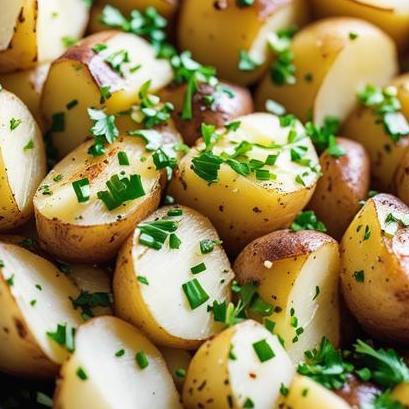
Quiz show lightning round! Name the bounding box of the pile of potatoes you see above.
[1,1,409,408]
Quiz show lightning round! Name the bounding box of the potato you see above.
[169,113,320,254]
[41,31,173,158]
[255,18,398,124]
[0,241,83,378]
[392,383,409,405]
[53,316,182,409]
[183,320,295,409]
[114,205,234,349]
[34,135,167,264]
[340,193,409,343]
[309,0,409,52]
[0,0,90,73]
[395,148,409,206]
[159,81,254,146]
[277,375,352,409]
[177,0,309,86]
[0,88,46,231]
[234,229,340,363]
[0,64,49,127]
[160,347,192,392]
[308,138,370,240]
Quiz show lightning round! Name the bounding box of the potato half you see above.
[41,31,173,158]
[255,18,398,124]
[0,0,90,73]
[177,0,309,86]
[183,320,295,409]
[0,241,83,378]
[169,113,320,254]
[340,193,409,343]
[54,316,182,409]
[114,205,234,349]
[0,88,46,231]
[34,136,166,264]
[308,138,370,240]
[234,229,340,363]
[309,0,409,52]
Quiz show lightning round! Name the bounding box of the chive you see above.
[136,351,149,369]
[51,112,65,132]
[255,169,271,180]
[280,383,289,396]
[35,284,42,291]
[363,225,371,241]
[118,151,130,166]
[253,339,275,362]
[228,344,237,360]
[167,208,183,217]
[47,323,76,352]
[313,286,320,300]
[92,43,107,53]
[265,154,278,166]
[115,349,125,357]
[182,278,209,309]
[175,368,186,378]
[191,262,206,275]
[72,178,90,203]
[200,239,220,254]
[76,367,88,380]
[10,118,22,131]
[243,398,254,408]
[137,276,149,285]
[225,121,241,132]
[30,299,37,306]
[354,270,365,283]
[264,319,276,333]
[250,295,274,316]
[6,274,14,286]
[23,139,34,151]
[66,99,78,110]
[169,233,181,249]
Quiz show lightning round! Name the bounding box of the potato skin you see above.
[159,82,254,146]
[308,138,370,240]
[395,148,409,206]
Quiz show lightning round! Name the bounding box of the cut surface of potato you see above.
[54,316,182,409]
[183,320,295,409]
[255,18,398,125]
[234,229,340,363]
[169,113,320,253]
[34,136,165,263]
[0,242,83,378]
[114,205,234,348]
[0,88,46,230]
[340,193,409,343]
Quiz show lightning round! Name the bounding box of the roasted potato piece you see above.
[159,81,254,146]
[114,205,234,349]
[0,0,90,73]
[160,347,191,392]
[340,193,409,343]
[177,0,309,86]
[183,320,295,409]
[0,88,46,231]
[41,31,173,158]
[0,241,83,378]
[255,18,398,124]
[234,229,340,363]
[54,316,182,409]
[309,0,409,52]
[169,113,320,254]
[395,148,409,206]
[308,138,370,239]
[34,136,167,264]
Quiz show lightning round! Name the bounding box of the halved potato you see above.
[0,241,83,378]
[395,148,409,206]
[159,81,254,146]
[169,113,320,254]
[34,136,167,264]
[308,138,370,239]
[114,205,234,349]
[0,0,90,73]
[255,18,398,124]
[54,316,182,409]
[234,229,340,363]
[160,347,191,392]
[0,88,46,231]
[177,0,309,86]
[340,193,409,343]
[309,0,409,51]
[41,31,173,158]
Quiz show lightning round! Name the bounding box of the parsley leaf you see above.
[290,210,327,233]
[87,108,119,156]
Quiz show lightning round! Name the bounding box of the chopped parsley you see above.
[46,323,76,352]
[87,108,119,156]
[353,270,365,283]
[9,118,22,131]
[200,239,221,254]
[290,210,327,232]
[70,291,112,320]
[23,139,34,151]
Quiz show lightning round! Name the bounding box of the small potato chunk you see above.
[177,0,309,86]
[395,149,409,206]
[34,136,166,264]
[234,229,340,363]
[53,316,182,409]
[160,347,191,392]
[0,0,90,73]
[41,31,173,158]
[309,0,409,52]
[308,138,370,240]
[0,242,83,378]
[340,193,409,343]
[0,89,46,231]
[169,113,320,254]
[114,205,234,349]
[183,320,295,409]
[255,18,398,124]
[159,81,254,146]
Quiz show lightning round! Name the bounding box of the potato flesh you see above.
[56,317,182,409]
[0,0,23,51]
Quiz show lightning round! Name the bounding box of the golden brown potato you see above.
[159,81,254,146]
[395,148,409,206]
[308,138,370,240]
[340,193,409,343]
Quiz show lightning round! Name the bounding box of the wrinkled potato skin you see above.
[308,138,370,240]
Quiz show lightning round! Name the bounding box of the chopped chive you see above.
[115,349,125,357]
[182,278,209,310]
[243,398,255,408]
[175,368,186,378]
[137,276,149,285]
[264,319,276,333]
[118,151,130,166]
[167,208,183,217]
[72,178,90,203]
[312,286,320,300]
[255,169,271,180]
[135,351,149,369]
[30,299,37,306]
[23,139,34,151]
[253,339,275,362]
[169,233,181,249]
[10,118,22,131]
[6,274,14,286]
[66,99,78,110]
[354,270,365,283]
[191,262,206,275]
[76,367,88,380]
